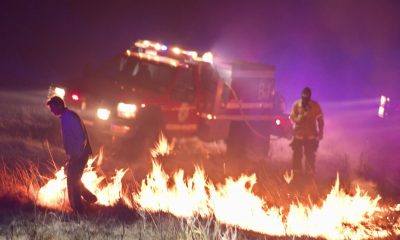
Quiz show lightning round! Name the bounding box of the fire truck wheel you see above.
[226,121,270,163]
[115,107,164,163]
[130,106,165,159]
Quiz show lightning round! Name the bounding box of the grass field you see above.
[0,90,398,239]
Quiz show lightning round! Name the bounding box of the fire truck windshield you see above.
[120,57,174,93]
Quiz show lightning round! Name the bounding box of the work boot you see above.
[82,189,97,204]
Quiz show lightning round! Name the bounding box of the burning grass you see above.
[1,136,399,239]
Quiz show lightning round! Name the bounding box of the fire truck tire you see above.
[137,107,164,147]
[130,106,165,159]
[226,121,270,163]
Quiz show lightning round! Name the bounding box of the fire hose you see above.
[225,83,279,141]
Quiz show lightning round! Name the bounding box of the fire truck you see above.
[49,39,292,161]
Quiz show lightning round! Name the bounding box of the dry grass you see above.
[0,209,291,240]
[0,90,399,239]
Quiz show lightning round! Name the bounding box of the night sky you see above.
[1,0,400,104]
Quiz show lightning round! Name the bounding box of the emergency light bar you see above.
[130,39,214,65]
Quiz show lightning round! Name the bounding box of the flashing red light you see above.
[71,94,79,101]
[275,119,281,126]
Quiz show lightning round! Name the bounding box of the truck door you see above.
[164,67,200,138]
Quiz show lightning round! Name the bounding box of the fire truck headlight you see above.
[97,108,111,121]
[54,87,66,99]
[117,103,137,119]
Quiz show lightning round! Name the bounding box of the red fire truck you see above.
[49,39,292,161]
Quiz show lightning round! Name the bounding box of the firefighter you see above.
[47,96,97,213]
[290,87,324,177]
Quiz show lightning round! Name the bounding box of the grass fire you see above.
[0,91,399,239]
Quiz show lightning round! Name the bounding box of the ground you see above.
[0,90,399,239]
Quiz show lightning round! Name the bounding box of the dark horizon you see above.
[1,0,400,104]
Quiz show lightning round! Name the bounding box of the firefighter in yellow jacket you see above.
[290,87,324,176]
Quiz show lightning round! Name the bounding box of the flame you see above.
[286,175,391,239]
[283,170,294,184]
[32,135,399,239]
[36,167,69,210]
[133,159,399,239]
[36,155,128,211]
[150,133,174,158]
[208,174,286,235]
[134,161,210,218]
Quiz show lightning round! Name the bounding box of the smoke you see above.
[207,1,400,105]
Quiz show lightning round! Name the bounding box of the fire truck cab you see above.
[49,39,292,161]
